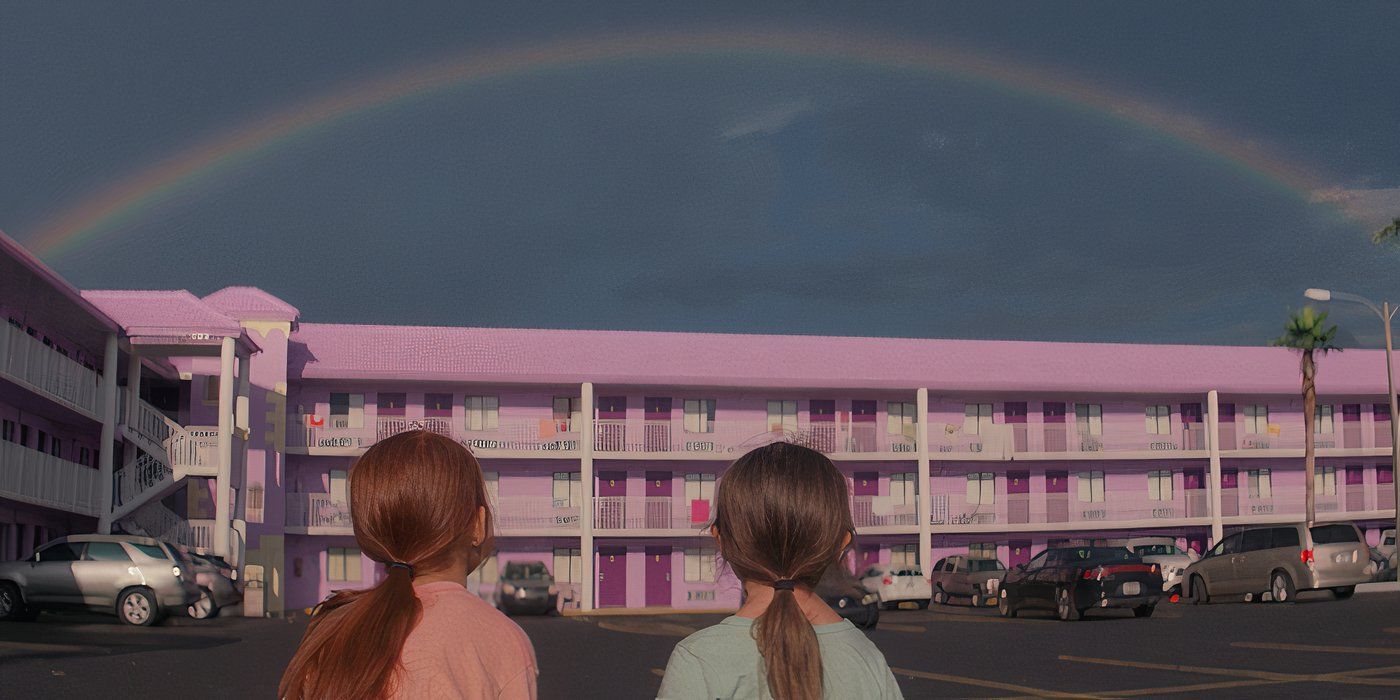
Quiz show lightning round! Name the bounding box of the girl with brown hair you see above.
[279,430,537,699]
[658,441,902,699]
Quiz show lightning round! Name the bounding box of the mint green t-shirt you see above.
[657,616,903,700]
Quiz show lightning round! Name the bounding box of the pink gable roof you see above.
[202,287,300,322]
[82,290,244,338]
[288,322,1398,395]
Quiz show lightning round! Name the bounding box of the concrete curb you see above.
[1356,581,1399,594]
[562,607,737,618]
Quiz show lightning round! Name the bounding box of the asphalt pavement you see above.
[2,591,1399,698]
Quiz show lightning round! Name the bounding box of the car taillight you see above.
[1301,549,1314,564]
[1150,564,1159,575]
[1083,567,1102,580]
[882,577,892,586]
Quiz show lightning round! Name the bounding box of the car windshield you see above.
[967,559,1003,572]
[503,563,551,580]
[1134,545,1179,556]
[1310,524,1361,544]
[1065,547,1134,562]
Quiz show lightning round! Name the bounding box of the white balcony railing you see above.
[286,492,352,529]
[591,418,917,456]
[122,501,196,548]
[494,496,582,531]
[0,439,101,516]
[0,322,103,416]
[113,451,174,512]
[592,496,708,530]
[850,495,917,528]
[288,415,582,452]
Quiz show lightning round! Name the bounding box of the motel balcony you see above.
[0,439,102,517]
[1221,487,1396,525]
[591,418,918,459]
[286,415,579,455]
[0,321,104,419]
[849,495,919,529]
[1012,423,1210,458]
[285,493,583,535]
[592,496,712,533]
[928,489,1213,533]
[1222,424,1385,454]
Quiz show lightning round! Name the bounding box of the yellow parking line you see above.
[892,667,1101,698]
[1233,641,1400,656]
[1058,655,1299,681]
[1098,679,1286,697]
[596,620,699,637]
[878,623,927,633]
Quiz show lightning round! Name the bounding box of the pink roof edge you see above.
[202,286,300,321]
[0,229,119,332]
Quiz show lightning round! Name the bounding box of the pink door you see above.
[854,472,879,496]
[1008,540,1032,568]
[1045,470,1068,522]
[645,546,671,607]
[598,547,627,607]
[857,544,880,573]
[1042,403,1067,452]
[1007,470,1029,524]
[596,396,627,451]
[646,471,672,528]
[596,471,628,529]
[644,397,672,451]
[851,400,878,452]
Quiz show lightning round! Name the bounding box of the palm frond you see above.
[1372,217,1400,245]
[1272,306,1343,354]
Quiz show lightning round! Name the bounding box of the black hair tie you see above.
[387,561,415,576]
[772,579,797,591]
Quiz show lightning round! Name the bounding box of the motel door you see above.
[598,546,627,608]
[1007,471,1029,524]
[646,471,672,529]
[1184,468,1206,517]
[1045,471,1068,522]
[856,544,880,575]
[596,396,627,451]
[596,472,628,529]
[645,546,672,607]
[1007,540,1032,568]
[1221,469,1239,516]
[644,398,672,451]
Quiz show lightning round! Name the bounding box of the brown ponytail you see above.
[279,430,495,699]
[713,442,853,700]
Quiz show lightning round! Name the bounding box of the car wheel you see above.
[0,582,36,621]
[118,588,160,626]
[998,589,1016,618]
[1190,575,1209,605]
[1055,587,1081,621]
[1333,586,1355,600]
[933,590,947,605]
[915,599,929,610]
[1133,605,1154,618]
[187,587,219,620]
[970,592,983,608]
[865,605,880,629]
[1270,570,1296,604]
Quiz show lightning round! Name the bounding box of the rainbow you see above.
[25,28,1339,259]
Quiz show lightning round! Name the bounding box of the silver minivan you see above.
[0,534,202,625]
[1185,522,1372,603]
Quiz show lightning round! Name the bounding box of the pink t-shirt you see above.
[392,581,539,699]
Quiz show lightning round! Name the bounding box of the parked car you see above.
[0,534,201,626]
[816,563,879,629]
[1379,528,1396,562]
[182,550,242,619]
[929,556,1006,607]
[493,561,558,615]
[1185,522,1373,604]
[1115,537,1198,593]
[859,564,931,609]
[998,546,1162,621]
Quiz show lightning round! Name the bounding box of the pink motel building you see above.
[2,229,1397,614]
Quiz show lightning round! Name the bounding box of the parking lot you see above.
[2,591,1399,698]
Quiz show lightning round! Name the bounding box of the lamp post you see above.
[1305,288,1400,553]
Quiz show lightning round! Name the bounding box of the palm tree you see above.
[1272,307,1341,526]
[1373,217,1400,245]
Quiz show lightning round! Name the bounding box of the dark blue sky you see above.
[3,2,1398,346]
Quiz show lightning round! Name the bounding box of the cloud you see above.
[1310,186,1400,229]
[720,98,815,140]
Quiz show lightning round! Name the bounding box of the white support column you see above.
[214,336,236,558]
[235,354,250,433]
[1207,390,1224,545]
[579,381,595,611]
[916,388,932,572]
[125,351,141,428]
[96,333,120,534]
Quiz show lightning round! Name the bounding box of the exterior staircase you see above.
[111,390,219,522]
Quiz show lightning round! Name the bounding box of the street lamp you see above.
[1305,288,1400,555]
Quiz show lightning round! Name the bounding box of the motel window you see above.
[79,446,91,466]
[553,548,582,583]
[469,554,499,586]
[49,437,60,458]
[767,400,798,434]
[1,420,13,443]
[890,473,917,506]
[328,470,348,504]
[1077,471,1105,502]
[204,376,220,403]
[1075,404,1102,436]
[1148,470,1174,501]
[552,472,580,508]
[887,402,916,437]
[329,393,365,429]
[553,397,581,431]
[327,547,361,582]
[36,431,47,454]
[1243,405,1269,434]
[1145,405,1171,435]
[479,471,498,505]
[464,396,499,431]
[890,544,918,570]
[969,542,998,560]
[1313,405,1334,434]
[684,473,716,504]
[963,404,993,435]
[683,399,716,433]
[19,424,30,448]
[1314,466,1337,496]
[966,472,995,505]
[685,547,718,583]
[1248,469,1273,499]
